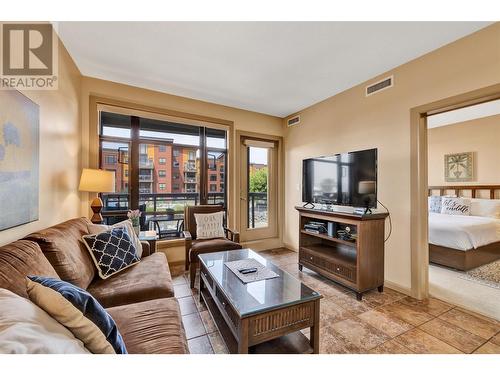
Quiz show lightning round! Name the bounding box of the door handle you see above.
[240,197,247,201]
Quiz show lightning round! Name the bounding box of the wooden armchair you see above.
[183,205,242,288]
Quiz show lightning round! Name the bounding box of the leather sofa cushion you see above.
[189,238,242,262]
[107,298,188,354]
[0,240,59,298]
[24,218,96,289]
[87,252,174,308]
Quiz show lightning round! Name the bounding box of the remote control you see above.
[238,267,258,274]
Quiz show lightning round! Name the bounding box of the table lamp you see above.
[79,168,115,224]
[358,180,376,214]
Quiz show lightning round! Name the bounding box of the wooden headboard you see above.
[428,185,500,199]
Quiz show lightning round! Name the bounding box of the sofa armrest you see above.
[224,227,240,243]
[140,241,151,257]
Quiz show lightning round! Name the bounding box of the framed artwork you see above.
[444,152,474,182]
[0,90,39,231]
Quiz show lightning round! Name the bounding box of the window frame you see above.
[99,111,229,221]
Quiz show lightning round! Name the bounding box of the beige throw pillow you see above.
[195,211,225,239]
[0,288,89,354]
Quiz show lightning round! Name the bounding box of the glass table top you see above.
[198,249,321,317]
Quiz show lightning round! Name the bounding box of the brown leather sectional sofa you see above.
[0,217,188,354]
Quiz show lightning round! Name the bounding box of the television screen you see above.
[302,148,377,208]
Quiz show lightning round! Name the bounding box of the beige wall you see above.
[428,114,500,186]
[0,38,82,246]
[79,77,283,263]
[283,23,500,291]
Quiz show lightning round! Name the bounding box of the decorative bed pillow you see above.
[82,227,140,279]
[470,198,500,219]
[441,197,471,216]
[26,276,127,354]
[195,211,225,239]
[0,288,89,354]
[87,219,143,259]
[428,196,442,213]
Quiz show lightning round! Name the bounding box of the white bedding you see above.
[428,212,500,251]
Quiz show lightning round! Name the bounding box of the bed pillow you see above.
[441,197,471,216]
[26,276,127,354]
[82,227,140,279]
[470,198,500,219]
[88,219,142,259]
[0,287,89,354]
[195,211,225,239]
[428,196,442,213]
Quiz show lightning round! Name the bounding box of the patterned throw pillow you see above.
[441,197,471,216]
[25,276,127,354]
[87,219,143,259]
[428,196,442,213]
[194,211,225,239]
[82,227,140,279]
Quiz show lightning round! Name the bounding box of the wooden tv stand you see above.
[295,206,388,300]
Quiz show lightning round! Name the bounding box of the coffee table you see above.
[198,249,322,354]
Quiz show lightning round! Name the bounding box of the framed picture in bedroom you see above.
[0,90,39,230]
[444,151,474,182]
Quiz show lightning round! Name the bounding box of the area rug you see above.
[458,260,500,289]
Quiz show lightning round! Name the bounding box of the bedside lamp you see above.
[79,168,115,224]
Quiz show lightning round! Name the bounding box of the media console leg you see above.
[298,264,303,272]
[356,292,362,301]
[378,285,384,293]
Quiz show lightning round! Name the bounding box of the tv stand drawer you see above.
[300,248,356,283]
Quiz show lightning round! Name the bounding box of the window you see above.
[99,110,227,231]
[104,155,117,164]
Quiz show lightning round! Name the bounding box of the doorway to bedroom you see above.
[425,98,500,319]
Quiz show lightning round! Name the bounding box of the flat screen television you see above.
[302,148,377,209]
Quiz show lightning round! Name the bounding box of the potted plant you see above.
[127,209,142,235]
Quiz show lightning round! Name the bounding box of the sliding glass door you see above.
[99,110,227,236]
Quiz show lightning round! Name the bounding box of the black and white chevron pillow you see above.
[82,227,140,279]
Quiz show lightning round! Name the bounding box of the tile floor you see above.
[170,248,500,354]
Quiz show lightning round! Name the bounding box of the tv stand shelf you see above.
[296,206,388,300]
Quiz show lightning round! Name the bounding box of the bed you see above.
[428,185,500,271]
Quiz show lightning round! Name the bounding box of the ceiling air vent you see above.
[365,76,393,97]
[287,115,300,127]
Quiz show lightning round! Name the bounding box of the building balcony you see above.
[139,175,153,182]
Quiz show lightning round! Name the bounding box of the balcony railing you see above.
[139,175,153,182]
[248,192,268,229]
[102,192,225,215]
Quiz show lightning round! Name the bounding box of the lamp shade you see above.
[358,180,376,194]
[79,168,115,193]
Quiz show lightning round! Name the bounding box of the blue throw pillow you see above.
[26,276,127,354]
[82,226,140,279]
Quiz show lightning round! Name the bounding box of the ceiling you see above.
[427,99,500,129]
[57,22,491,117]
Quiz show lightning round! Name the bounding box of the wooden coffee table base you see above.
[200,271,320,354]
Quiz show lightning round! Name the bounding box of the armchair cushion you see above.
[189,238,242,263]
